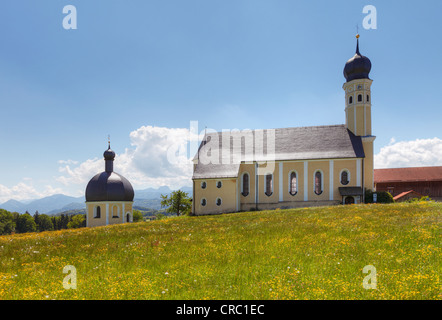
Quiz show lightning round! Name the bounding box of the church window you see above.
[289,171,297,196]
[216,181,222,188]
[314,171,323,195]
[242,173,249,197]
[341,170,350,185]
[112,205,119,218]
[94,206,101,218]
[358,94,362,102]
[265,173,273,196]
[216,197,222,206]
[348,96,353,104]
[201,198,207,206]
[201,181,207,189]
[367,94,370,102]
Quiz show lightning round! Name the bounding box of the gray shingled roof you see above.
[192,125,365,180]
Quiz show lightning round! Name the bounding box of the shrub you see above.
[365,189,394,204]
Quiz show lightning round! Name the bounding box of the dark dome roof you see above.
[344,37,371,82]
[85,144,134,202]
[86,171,134,202]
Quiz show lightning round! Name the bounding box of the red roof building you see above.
[374,166,442,201]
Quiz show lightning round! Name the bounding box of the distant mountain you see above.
[0,186,192,215]
[0,199,25,212]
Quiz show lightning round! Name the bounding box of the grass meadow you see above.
[0,202,440,300]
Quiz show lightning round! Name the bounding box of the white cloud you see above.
[56,125,201,191]
[0,181,64,203]
[375,137,442,168]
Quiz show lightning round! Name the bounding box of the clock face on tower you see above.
[357,85,363,90]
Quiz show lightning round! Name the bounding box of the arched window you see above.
[289,171,297,196]
[126,213,130,223]
[242,173,249,197]
[366,94,370,102]
[216,198,222,206]
[265,174,273,196]
[201,181,207,189]
[112,205,119,218]
[216,181,222,189]
[358,94,362,102]
[94,206,101,218]
[314,171,323,195]
[348,96,353,104]
[341,170,350,185]
[201,198,207,206]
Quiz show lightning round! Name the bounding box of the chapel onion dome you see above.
[85,144,134,202]
[343,34,372,82]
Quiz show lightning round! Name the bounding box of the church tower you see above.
[343,34,375,190]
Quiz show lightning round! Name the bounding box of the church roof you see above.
[192,124,365,180]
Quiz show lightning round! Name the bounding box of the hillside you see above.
[0,202,440,300]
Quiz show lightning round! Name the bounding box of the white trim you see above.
[256,168,258,204]
[288,170,298,196]
[279,162,283,202]
[356,159,362,186]
[236,178,239,211]
[313,169,324,196]
[106,203,109,225]
[304,161,308,201]
[122,203,126,223]
[329,160,334,200]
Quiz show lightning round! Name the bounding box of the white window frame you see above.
[264,172,274,197]
[340,169,351,186]
[241,172,250,197]
[288,170,298,196]
[313,170,324,196]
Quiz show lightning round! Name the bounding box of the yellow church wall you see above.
[257,162,278,204]
[332,159,359,201]
[282,161,305,202]
[238,163,256,205]
[307,160,330,201]
[347,107,355,134]
[355,105,365,136]
[86,202,133,227]
[194,178,237,215]
[362,137,375,190]
[365,106,372,136]
[86,203,106,228]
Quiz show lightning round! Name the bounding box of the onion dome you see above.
[85,144,134,202]
[343,34,372,82]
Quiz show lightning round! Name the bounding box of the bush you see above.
[365,189,394,204]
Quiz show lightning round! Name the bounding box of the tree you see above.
[16,213,37,233]
[36,214,54,232]
[160,190,192,216]
[67,214,85,229]
[0,209,15,235]
[132,210,144,222]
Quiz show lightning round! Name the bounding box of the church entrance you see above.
[344,196,355,205]
[126,213,130,222]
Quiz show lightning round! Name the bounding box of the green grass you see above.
[0,202,440,300]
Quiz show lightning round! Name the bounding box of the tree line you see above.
[0,209,85,235]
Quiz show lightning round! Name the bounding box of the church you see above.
[192,35,375,215]
[84,142,135,227]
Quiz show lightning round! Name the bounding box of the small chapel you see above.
[85,142,135,227]
[192,35,375,215]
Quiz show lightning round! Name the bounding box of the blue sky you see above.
[0,0,441,201]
